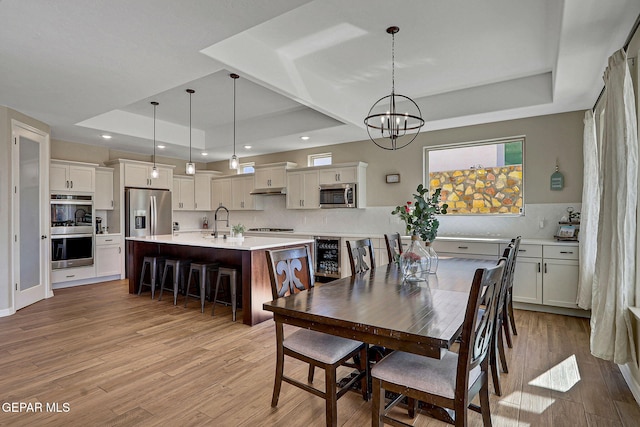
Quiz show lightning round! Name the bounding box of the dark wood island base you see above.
[127,237,313,326]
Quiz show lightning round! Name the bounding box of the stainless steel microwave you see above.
[319,183,356,208]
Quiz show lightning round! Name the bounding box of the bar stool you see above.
[138,256,166,299]
[184,262,219,313]
[211,267,239,322]
[158,258,191,305]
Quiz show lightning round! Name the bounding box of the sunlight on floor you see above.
[498,391,556,414]
[528,354,581,392]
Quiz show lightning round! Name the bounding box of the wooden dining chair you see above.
[503,236,521,346]
[383,233,403,264]
[265,245,369,426]
[346,238,376,276]
[371,259,506,427]
[488,246,514,396]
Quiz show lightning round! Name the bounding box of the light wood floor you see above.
[0,280,638,426]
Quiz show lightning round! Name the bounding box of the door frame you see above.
[11,119,51,312]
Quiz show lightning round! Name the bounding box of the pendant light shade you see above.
[150,101,159,178]
[229,73,240,170]
[364,26,424,150]
[185,88,196,175]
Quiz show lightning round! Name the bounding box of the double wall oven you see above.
[50,194,94,269]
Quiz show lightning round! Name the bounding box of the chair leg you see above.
[173,263,179,305]
[211,271,222,317]
[324,365,338,427]
[150,259,158,299]
[307,364,315,383]
[407,398,418,418]
[200,268,206,313]
[184,269,195,308]
[138,261,148,295]
[507,293,518,336]
[230,270,237,322]
[158,264,170,301]
[372,377,383,427]
[498,327,509,374]
[502,309,513,348]
[271,337,285,407]
[479,379,493,427]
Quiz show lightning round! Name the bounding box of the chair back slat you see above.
[384,233,403,263]
[506,236,521,291]
[266,245,314,299]
[346,238,376,276]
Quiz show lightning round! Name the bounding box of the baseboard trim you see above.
[0,307,16,318]
[513,302,591,318]
[619,363,640,405]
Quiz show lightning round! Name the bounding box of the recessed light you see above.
[201,152,208,156]
[244,145,252,150]
[157,145,165,149]
[300,136,310,140]
[101,134,112,139]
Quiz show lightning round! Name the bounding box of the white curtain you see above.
[590,49,638,364]
[577,109,600,309]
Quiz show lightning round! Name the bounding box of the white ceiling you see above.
[1,0,639,163]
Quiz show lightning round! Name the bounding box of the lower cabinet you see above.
[96,234,123,277]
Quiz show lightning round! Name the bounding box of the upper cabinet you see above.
[286,169,320,209]
[194,171,222,211]
[231,174,262,210]
[94,167,114,210]
[318,163,366,185]
[253,162,297,191]
[105,159,174,190]
[211,177,232,209]
[172,176,195,211]
[50,160,97,193]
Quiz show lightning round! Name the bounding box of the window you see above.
[423,136,524,215]
[237,162,255,174]
[308,152,332,167]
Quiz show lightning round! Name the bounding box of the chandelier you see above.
[229,73,240,170]
[150,101,159,178]
[364,26,424,150]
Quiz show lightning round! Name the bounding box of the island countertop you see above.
[126,234,314,251]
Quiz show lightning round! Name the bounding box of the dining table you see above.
[262,257,496,360]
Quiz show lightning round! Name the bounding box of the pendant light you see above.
[150,101,159,178]
[229,73,240,170]
[364,26,424,150]
[185,89,196,175]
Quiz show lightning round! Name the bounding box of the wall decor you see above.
[385,173,400,184]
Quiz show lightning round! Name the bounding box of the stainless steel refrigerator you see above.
[125,188,173,237]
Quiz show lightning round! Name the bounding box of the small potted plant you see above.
[231,223,246,238]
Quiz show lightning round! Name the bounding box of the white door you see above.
[12,121,50,310]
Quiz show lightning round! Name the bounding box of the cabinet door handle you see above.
[118,247,121,254]
[544,263,547,274]
[519,249,526,252]
[66,275,76,278]
[537,262,541,273]
[111,200,114,207]
[70,181,73,188]
[458,246,468,249]
[66,180,69,188]
[560,251,574,254]
[105,239,113,242]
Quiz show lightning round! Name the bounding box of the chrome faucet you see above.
[213,205,230,238]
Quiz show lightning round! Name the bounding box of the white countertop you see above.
[126,234,314,251]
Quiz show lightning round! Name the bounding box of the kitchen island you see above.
[126,234,314,325]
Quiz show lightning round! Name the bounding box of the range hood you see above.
[250,187,287,195]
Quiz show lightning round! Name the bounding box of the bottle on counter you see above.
[202,217,209,229]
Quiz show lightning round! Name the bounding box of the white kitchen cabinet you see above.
[231,174,262,210]
[432,240,500,259]
[50,160,96,193]
[286,169,320,209]
[123,161,172,189]
[254,162,297,189]
[319,166,358,185]
[94,167,114,210]
[541,246,580,309]
[95,234,123,277]
[511,257,543,304]
[172,176,195,210]
[211,177,232,209]
[194,171,221,211]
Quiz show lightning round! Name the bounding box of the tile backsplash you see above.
[174,196,580,239]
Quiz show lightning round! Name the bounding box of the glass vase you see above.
[425,242,438,274]
[400,234,430,282]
